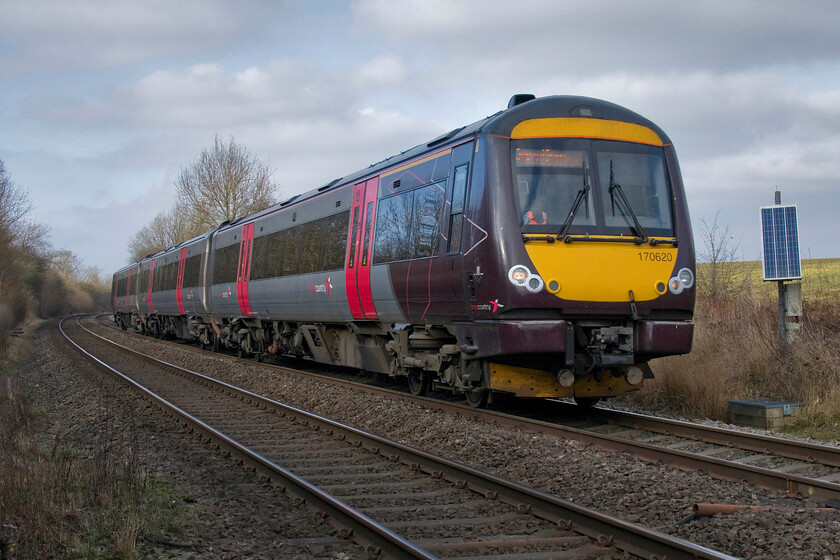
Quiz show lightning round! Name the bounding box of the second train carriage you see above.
[112,94,696,406]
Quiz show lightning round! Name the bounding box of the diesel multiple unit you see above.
[112,94,696,407]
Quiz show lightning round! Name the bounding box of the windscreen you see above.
[513,139,674,237]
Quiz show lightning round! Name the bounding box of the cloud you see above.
[0,0,261,74]
[354,0,840,74]
[18,59,353,131]
[354,54,409,86]
[6,1,840,268]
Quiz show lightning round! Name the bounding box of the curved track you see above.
[96,314,840,505]
[67,316,735,559]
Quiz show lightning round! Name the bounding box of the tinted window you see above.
[280,227,302,277]
[373,191,414,263]
[299,220,322,275]
[447,164,468,253]
[237,211,352,282]
[213,243,239,284]
[412,184,445,258]
[320,211,349,271]
[373,181,445,264]
[183,254,202,287]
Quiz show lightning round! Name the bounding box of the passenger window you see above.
[320,211,349,271]
[447,164,468,253]
[373,192,414,263]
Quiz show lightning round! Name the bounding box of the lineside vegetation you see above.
[0,325,197,558]
[624,257,840,440]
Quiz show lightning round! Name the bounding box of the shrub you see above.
[626,261,840,438]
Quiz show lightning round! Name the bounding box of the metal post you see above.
[775,190,787,348]
[778,281,786,348]
[774,190,785,348]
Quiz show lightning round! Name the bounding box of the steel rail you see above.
[564,404,840,468]
[437,400,840,502]
[92,318,840,500]
[77,316,737,560]
[61,317,435,560]
[94,315,840,502]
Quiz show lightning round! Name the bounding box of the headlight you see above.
[668,277,684,294]
[509,266,529,285]
[668,268,694,294]
[527,275,544,293]
[508,264,544,293]
[677,267,694,288]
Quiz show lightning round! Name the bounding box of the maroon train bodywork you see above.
[112,95,695,405]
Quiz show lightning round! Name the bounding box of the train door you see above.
[236,223,254,316]
[345,177,379,319]
[130,264,140,313]
[434,142,474,321]
[146,259,155,313]
[176,247,186,314]
[125,268,132,310]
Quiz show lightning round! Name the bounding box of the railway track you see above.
[530,402,840,503]
[65,316,736,559]
[94,314,840,505]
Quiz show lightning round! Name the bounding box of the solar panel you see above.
[760,204,801,281]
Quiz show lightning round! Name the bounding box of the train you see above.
[112,94,695,407]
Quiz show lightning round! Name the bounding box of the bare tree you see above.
[0,158,33,246]
[176,135,277,234]
[0,158,46,327]
[698,211,743,300]
[127,203,193,262]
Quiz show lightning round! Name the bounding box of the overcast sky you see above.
[2,0,839,275]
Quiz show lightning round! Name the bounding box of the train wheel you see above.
[574,396,601,407]
[407,372,430,396]
[465,389,489,408]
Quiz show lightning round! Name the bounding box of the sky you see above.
[2,0,840,276]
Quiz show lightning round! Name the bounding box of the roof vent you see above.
[570,105,598,117]
[427,126,465,148]
[280,194,300,206]
[508,94,536,108]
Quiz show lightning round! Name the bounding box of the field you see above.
[623,258,840,440]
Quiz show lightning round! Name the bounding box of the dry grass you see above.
[625,258,840,439]
[0,329,195,559]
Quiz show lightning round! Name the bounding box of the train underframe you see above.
[116,311,656,407]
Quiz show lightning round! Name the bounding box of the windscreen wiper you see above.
[557,164,590,242]
[609,160,648,245]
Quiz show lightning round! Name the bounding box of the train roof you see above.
[221,95,670,231]
[115,229,213,273]
[118,95,671,270]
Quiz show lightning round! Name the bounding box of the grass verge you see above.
[624,259,840,440]
[0,326,196,559]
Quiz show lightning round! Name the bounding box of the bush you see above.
[626,265,840,438]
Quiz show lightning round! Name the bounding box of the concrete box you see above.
[727,399,802,430]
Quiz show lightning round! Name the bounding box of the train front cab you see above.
[468,99,695,403]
